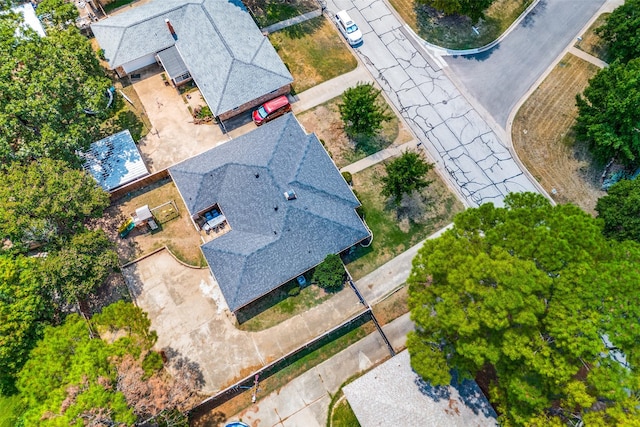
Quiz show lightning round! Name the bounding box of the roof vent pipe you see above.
[165,18,177,41]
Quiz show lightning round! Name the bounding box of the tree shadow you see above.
[281,15,325,39]
[161,346,206,391]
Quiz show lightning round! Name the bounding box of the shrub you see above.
[313,254,345,290]
[341,171,353,185]
[141,351,163,379]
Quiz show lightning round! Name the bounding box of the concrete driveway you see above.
[444,0,607,127]
[122,249,364,393]
[325,0,540,207]
[131,68,227,171]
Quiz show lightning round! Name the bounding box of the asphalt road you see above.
[445,0,607,128]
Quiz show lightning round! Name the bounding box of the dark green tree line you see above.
[0,12,111,166]
[574,58,640,166]
[407,193,640,426]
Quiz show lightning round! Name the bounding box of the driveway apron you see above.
[327,0,539,207]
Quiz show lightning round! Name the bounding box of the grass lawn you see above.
[343,162,464,280]
[244,0,319,28]
[388,0,532,50]
[0,395,23,427]
[100,179,207,266]
[269,17,357,93]
[235,278,333,331]
[331,398,361,427]
[103,0,137,13]
[574,13,610,61]
[297,96,413,168]
[192,319,375,425]
[512,53,604,214]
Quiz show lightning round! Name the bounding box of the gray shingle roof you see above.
[169,115,370,311]
[92,0,292,116]
[343,351,498,427]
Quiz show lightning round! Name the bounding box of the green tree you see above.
[0,23,111,165]
[417,0,495,23]
[0,255,52,395]
[596,178,640,241]
[381,151,433,205]
[37,0,79,27]
[574,58,640,166]
[43,230,119,304]
[339,82,391,138]
[596,0,640,63]
[16,314,136,426]
[407,192,640,426]
[313,254,345,290]
[0,159,109,251]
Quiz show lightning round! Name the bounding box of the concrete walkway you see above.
[230,313,414,426]
[326,0,541,208]
[262,9,322,34]
[569,47,607,69]
[290,64,373,113]
[340,139,417,174]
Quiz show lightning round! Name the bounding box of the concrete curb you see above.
[425,0,542,56]
[502,3,617,206]
[121,245,206,269]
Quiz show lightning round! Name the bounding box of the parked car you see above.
[335,10,363,46]
[252,95,291,126]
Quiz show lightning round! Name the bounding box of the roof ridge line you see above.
[289,202,362,232]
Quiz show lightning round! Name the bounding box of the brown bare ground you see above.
[372,286,408,326]
[297,97,413,168]
[512,53,604,214]
[574,13,610,61]
[97,179,206,266]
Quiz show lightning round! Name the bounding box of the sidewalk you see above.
[340,139,417,174]
[229,313,414,426]
[290,64,373,114]
[262,9,322,34]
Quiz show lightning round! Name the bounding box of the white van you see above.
[335,10,363,46]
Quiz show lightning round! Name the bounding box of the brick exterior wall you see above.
[218,84,291,121]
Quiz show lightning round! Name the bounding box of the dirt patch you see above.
[297,96,413,168]
[372,286,408,326]
[512,53,605,214]
[96,178,206,266]
[574,13,610,61]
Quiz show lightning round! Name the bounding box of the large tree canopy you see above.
[417,0,495,23]
[43,229,119,303]
[596,0,640,64]
[16,302,199,426]
[0,255,52,395]
[575,58,640,166]
[0,159,109,251]
[0,16,110,165]
[407,192,640,426]
[596,177,640,242]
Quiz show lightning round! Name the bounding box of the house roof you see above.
[156,46,188,80]
[169,114,370,311]
[91,0,292,116]
[82,130,149,192]
[343,350,498,427]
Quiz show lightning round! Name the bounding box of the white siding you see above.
[122,54,157,74]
